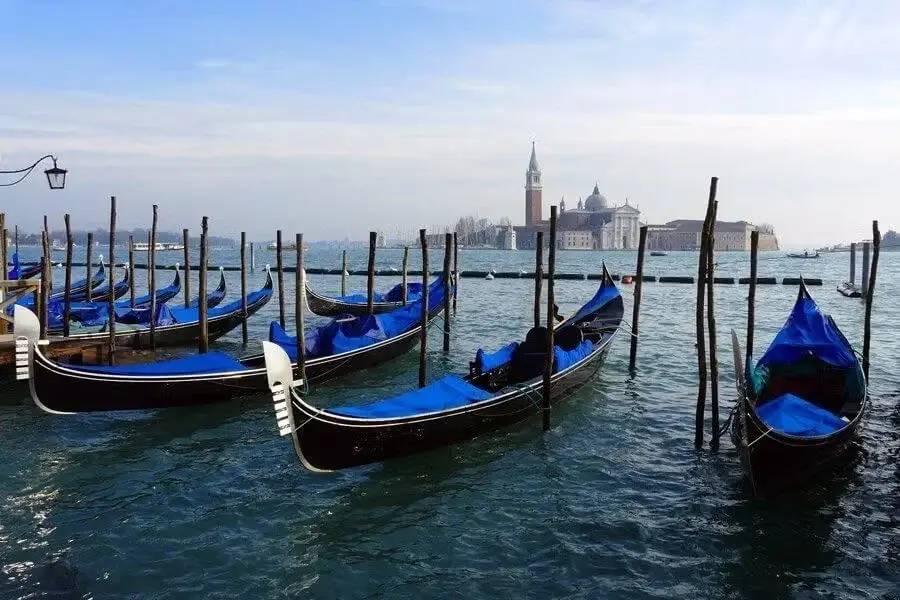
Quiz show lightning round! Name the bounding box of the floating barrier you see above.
[21,261,831,286]
[783,277,823,286]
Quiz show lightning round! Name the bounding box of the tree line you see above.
[5,229,237,248]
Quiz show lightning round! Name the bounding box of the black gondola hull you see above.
[730,395,865,498]
[289,335,613,472]
[28,303,438,413]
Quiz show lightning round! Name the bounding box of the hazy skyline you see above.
[2,0,899,247]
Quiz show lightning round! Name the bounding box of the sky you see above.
[2,0,900,247]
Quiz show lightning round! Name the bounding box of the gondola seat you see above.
[553,339,594,373]
[509,327,550,382]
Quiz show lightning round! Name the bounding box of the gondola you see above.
[305,276,428,317]
[49,261,106,302]
[786,251,820,259]
[189,267,227,309]
[115,267,182,308]
[69,265,131,303]
[15,272,449,413]
[730,281,867,498]
[7,254,43,280]
[21,268,272,357]
[45,268,221,333]
[264,264,624,472]
[650,251,668,257]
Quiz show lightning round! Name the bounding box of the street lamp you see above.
[0,154,67,189]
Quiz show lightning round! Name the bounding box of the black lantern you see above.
[43,158,67,190]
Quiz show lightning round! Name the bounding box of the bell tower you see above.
[525,142,542,226]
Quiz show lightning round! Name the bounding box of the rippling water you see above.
[2,246,898,599]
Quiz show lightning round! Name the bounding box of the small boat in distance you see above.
[730,281,867,498]
[267,241,310,251]
[132,242,184,252]
[786,250,820,259]
[650,251,668,257]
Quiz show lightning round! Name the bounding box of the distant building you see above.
[646,220,779,251]
[512,143,641,250]
[497,224,517,250]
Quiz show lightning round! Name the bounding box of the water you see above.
[2,247,898,599]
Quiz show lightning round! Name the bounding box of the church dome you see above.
[584,184,607,210]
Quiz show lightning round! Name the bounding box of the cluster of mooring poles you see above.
[269,229,460,394]
[15,201,258,365]
[838,239,877,298]
[693,177,721,448]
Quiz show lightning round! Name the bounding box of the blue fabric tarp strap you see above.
[332,375,492,418]
[75,350,247,376]
[553,339,595,373]
[755,393,848,436]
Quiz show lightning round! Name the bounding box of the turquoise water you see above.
[1,247,898,599]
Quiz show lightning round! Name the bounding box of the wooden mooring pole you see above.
[746,231,759,377]
[128,235,136,308]
[534,231,543,329]
[401,246,409,305]
[453,232,458,314]
[694,177,717,448]
[628,225,649,371]
[42,216,51,293]
[183,228,191,308]
[296,233,306,378]
[276,230,285,329]
[341,250,348,296]
[443,232,452,352]
[85,232,94,302]
[861,242,871,298]
[63,215,73,337]
[418,228,429,388]
[250,242,255,273]
[849,242,857,286]
[706,197,720,447]
[862,221,880,382]
[367,231,376,314]
[241,231,248,345]
[39,231,50,338]
[149,205,158,350]
[542,206,558,432]
[14,224,18,256]
[199,216,209,353]
[107,196,117,363]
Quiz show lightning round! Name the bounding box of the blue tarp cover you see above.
[476,342,517,372]
[553,339,595,373]
[331,374,493,418]
[755,392,848,436]
[272,276,449,359]
[75,350,247,376]
[566,281,621,326]
[167,286,270,323]
[7,253,20,280]
[757,295,856,370]
[335,280,426,304]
